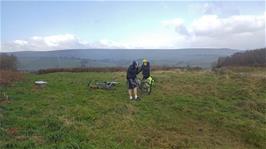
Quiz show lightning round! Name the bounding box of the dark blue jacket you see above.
[141,62,150,79]
[126,64,141,79]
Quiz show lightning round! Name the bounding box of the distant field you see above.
[1,68,266,148]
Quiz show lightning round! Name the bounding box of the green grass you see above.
[1,69,266,149]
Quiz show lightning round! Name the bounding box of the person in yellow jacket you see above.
[140,59,154,85]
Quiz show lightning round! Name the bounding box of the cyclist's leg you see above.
[128,79,134,99]
[132,79,139,99]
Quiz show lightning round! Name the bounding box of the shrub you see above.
[0,54,17,70]
[0,70,24,86]
[37,66,201,74]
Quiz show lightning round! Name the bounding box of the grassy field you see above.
[1,68,266,149]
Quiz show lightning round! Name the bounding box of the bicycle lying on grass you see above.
[136,76,155,95]
[88,80,119,90]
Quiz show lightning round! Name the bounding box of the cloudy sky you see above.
[1,0,265,51]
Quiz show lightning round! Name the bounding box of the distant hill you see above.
[216,48,266,67]
[5,48,238,71]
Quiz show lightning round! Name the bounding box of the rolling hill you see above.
[6,48,238,71]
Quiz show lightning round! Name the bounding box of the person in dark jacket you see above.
[140,59,150,79]
[127,60,141,100]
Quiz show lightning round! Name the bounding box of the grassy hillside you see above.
[1,69,266,148]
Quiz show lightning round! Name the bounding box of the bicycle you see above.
[88,80,119,90]
[137,76,154,95]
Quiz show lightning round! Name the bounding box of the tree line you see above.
[215,48,266,68]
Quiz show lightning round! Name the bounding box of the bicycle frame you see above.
[136,78,152,95]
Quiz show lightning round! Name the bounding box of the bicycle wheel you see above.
[140,81,150,95]
[148,84,152,95]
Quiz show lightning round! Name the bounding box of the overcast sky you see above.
[1,0,265,51]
